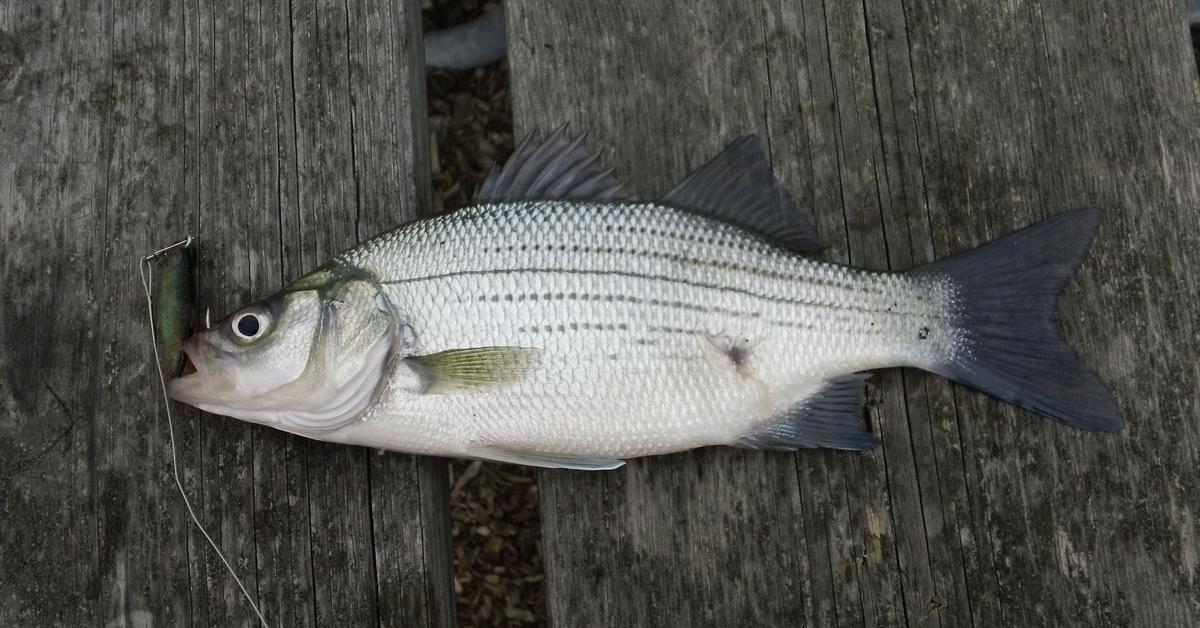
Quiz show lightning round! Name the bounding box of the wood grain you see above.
[0,1,453,625]
[507,1,1200,625]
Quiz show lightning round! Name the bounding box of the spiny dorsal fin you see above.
[738,373,879,450]
[407,346,542,394]
[475,126,637,202]
[664,135,824,252]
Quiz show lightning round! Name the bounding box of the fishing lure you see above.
[148,237,197,378]
[140,237,269,627]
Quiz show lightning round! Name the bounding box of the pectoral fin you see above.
[407,346,542,394]
[470,445,625,471]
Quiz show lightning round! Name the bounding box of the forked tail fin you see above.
[914,207,1122,431]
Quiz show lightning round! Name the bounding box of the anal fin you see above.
[470,445,626,471]
[738,373,880,450]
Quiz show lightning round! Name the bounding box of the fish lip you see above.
[166,374,196,404]
[166,338,216,403]
[181,338,212,373]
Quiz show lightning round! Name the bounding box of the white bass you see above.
[168,130,1121,470]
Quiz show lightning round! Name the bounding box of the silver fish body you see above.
[329,200,951,460]
[169,130,1121,470]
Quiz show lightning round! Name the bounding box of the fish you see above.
[167,128,1122,470]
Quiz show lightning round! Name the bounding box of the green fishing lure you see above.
[146,237,197,378]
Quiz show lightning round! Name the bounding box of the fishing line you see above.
[139,239,271,628]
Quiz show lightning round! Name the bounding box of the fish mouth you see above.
[180,352,198,376]
[166,339,219,405]
[164,338,288,428]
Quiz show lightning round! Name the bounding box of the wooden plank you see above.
[0,0,453,625]
[343,4,456,626]
[0,2,110,623]
[507,1,1200,626]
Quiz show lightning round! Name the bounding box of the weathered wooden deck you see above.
[2,1,1199,626]
[1,0,453,625]
[507,1,1200,626]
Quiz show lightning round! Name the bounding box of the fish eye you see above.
[230,307,272,343]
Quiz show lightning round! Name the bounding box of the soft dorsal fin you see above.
[664,136,823,252]
[737,373,879,450]
[475,126,637,202]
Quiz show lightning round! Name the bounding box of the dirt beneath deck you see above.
[424,2,547,626]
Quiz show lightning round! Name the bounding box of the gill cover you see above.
[168,265,400,437]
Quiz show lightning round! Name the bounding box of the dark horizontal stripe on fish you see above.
[456,288,820,332]
[476,202,876,292]
[465,290,767,321]
[381,267,905,316]
[511,322,733,348]
[467,235,868,291]
[516,321,628,333]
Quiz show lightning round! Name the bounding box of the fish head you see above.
[167,266,399,436]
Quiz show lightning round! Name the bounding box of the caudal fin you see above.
[915,207,1122,431]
